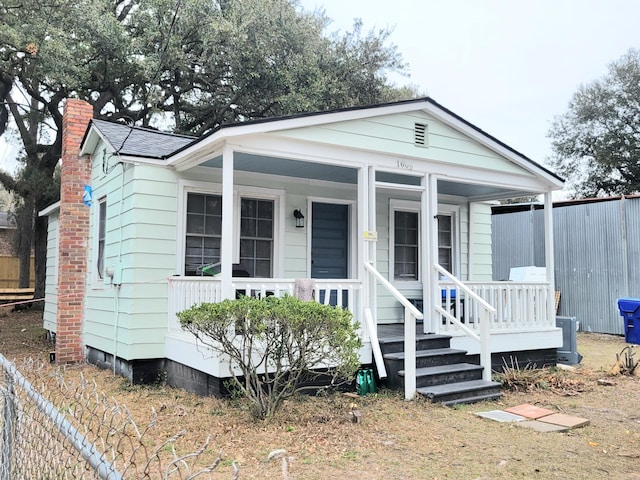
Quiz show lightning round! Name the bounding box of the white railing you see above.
[435,265,496,382]
[438,280,553,334]
[167,276,362,334]
[364,262,423,400]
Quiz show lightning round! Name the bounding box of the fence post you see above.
[1,371,15,480]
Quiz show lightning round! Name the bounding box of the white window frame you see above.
[389,200,422,286]
[176,179,284,277]
[91,196,107,289]
[389,200,460,286]
[437,204,460,276]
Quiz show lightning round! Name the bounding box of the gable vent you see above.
[414,123,428,147]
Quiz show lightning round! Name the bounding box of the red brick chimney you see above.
[56,98,93,363]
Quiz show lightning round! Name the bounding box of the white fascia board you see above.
[423,103,564,189]
[39,201,60,217]
[80,125,114,156]
[114,154,168,166]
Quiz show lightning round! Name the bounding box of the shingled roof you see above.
[90,119,196,159]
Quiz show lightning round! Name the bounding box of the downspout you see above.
[112,162,126,375]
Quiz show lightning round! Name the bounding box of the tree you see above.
[178,295,362,420]
[549,49,640,198]
[0,0,415,299]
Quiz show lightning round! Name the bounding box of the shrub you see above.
[178,295,362,420]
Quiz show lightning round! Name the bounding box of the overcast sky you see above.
[2,1,638,178]
[300,0,640,173]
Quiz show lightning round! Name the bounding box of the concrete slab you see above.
[504,403,556,420]
[517,420,569,433]
[537,413,590,429]
[475,410,525,423]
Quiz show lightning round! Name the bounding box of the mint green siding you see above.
[276,112,535,178]
[43,209,59,332]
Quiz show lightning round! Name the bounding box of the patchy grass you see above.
[2,308,640,479]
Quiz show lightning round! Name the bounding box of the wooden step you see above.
[398,363,484,388]
[417,379,502,405]
[382,348,468,388]
[379,334,452,355]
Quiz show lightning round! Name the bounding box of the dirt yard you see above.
[1,306,639,479]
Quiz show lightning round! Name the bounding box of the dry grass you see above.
[2,306,640,479]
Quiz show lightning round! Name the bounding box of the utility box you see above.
[556,316,583,365]
[617,298,640,345]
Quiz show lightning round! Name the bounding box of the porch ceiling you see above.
[199,153,538,200]
[201,152,358,183]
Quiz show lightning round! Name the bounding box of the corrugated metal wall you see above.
[492,197,640,335]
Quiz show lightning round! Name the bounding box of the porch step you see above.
[378,328,501,405]
[398,363,484,388]
[383,348,468,386]
[378,334,452,355]
[417,380,502,405]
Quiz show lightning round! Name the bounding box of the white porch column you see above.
[357,165,368,322]
[423,174,439,333]
[544,191,556,322]
[367,167,377,317]
[221,145,234,299]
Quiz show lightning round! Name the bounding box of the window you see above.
[394,210,419,281]
[239,198,274,277]
[183,192,275,277]
[437,214,453,274]
[185,193,222,276]
[97,198,107,279]
[390,201,459,283]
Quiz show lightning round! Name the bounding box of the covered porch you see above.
[164,99,563,400]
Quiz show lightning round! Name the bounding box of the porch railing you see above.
[438,280,553,333]
[435,265,496,382]
[364,262,423,400]
[167,277,362,334]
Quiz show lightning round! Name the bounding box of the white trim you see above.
[39,201,60,217]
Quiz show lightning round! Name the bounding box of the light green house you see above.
[43,97,563,401]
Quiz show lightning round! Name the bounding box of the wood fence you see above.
[0,255,35,289]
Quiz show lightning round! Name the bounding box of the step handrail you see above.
[435,264,495,381]
[364,261,422,399]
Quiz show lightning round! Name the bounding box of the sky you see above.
[299,0,640,172]
[2,1,638,179]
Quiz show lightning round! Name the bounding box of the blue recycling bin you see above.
[617,298,640,345]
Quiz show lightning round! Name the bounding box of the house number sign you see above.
[363,231,378,241]
[396,160,414,170]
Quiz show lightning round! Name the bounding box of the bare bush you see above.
[178,295,362,420]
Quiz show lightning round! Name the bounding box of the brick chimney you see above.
[56,98,93,364]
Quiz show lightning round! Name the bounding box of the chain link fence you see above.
[0,354,237,479]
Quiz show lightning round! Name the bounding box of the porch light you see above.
[293,209,305,228]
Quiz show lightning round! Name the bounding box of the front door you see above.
[311,202,349,304]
